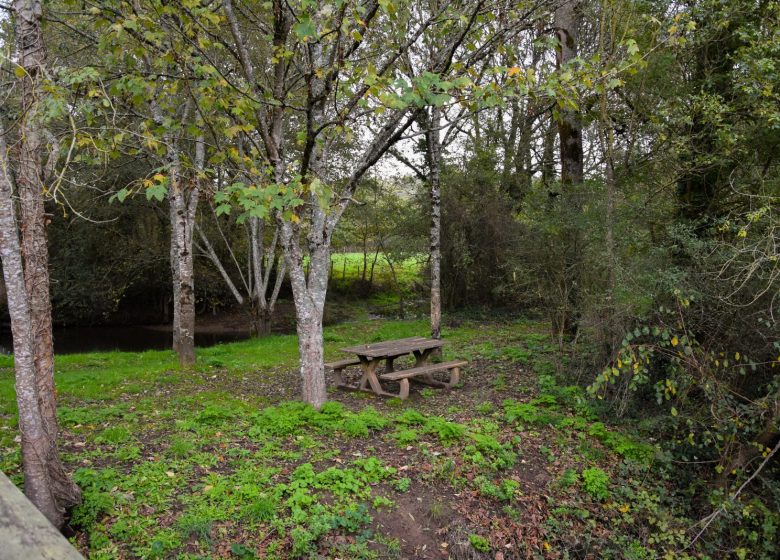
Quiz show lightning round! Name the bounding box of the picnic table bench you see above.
[326,336,466,399]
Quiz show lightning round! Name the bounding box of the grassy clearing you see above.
[0,317,752,559]
[328,252,424,290]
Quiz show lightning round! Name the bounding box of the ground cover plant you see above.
[3,316,775,559]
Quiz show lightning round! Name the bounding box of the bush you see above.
[582,467,610,501]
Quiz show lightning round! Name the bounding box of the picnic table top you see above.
[340,336,445,359]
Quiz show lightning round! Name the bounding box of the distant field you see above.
[328,252,425,289]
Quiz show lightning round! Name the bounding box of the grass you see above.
[0,315,767,559]
[328,252,424,291]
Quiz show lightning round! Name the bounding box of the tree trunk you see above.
[0,122,73,528]
[10,0,80,523]
[554,0,584,337]
[541,117,557,189]
[424,107,443,344]
[168,140,200,366]
[251,306,273,337]
[250,216,264,300]
[169,182,197,365]
[196,224,244,305]
[0,182,60,526]
[555,0,584,187]
[280,220,329,409]
[368,248,380,289]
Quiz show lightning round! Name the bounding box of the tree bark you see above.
[1,127,74,531]
[555,0,584,187]
[10,0,80,524]
[280,220,329,409]
[554,0,584,337]
[196,224,244,305]
[168,137,201,366]
[541,117,557,189]
[0,161,60,527]
[424,107,443,343]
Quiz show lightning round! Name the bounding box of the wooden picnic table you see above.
[328,336,466,399]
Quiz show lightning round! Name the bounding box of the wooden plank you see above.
[380,360,467,381]
[325,358,362,369]
[341,338,445,358]
[0,471,85,560]
[339,336,426,354]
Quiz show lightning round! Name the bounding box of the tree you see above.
[88,1,215,365]
[554,0,584,187]
[214,0,523,407]
[195,202,286,336]
[423,107,443,344]
[552,0,585,338]
[0,0,80,527]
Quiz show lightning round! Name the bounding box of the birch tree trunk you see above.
[424,108,443,343]
[11,0,80,523]
[169,137,201,366]
[280,220,329,409]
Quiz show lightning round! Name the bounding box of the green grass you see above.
[328,252,424,290]
[0,318,432,419]
[0,315,743,560]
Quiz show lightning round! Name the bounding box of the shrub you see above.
[393,428,419,445]
[582,467,610,501]
[396,409,426,425]
[95,426,131,445]
[423,416,466,444]
[468,534,490,552]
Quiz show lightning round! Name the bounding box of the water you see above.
[0,325,252,355]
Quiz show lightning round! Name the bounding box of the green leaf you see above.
[145,184,168,202]
[215,204,232,216]
[293,17,317,40]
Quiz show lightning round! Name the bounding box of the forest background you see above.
[0,0,778,558]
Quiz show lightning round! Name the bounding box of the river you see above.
[0,325,252,355]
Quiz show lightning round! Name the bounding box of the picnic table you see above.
[326,336,466,399]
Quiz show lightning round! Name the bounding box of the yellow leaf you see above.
[735,352,740,361]
[14,66,26,79]
[671,336,679,347]
[507,67,520,76]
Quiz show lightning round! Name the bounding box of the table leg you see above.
[412,349,429,367]
[413,349,437,383]
[358,357,384,395]
[386,357,395,373]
